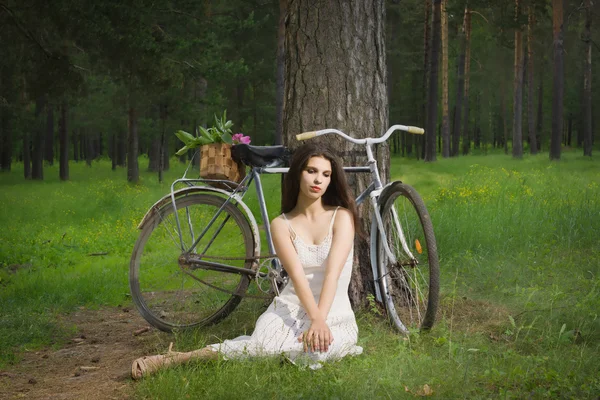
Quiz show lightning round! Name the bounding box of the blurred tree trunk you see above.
[158,103,167,183]
[59,101,69,181]
[72,129,79,162]
[441,0,450,158]
[45,104,54,165]
[85,129,93,167]
[32,96,46,180]
[283,0,388,307]
[512,0,524,159]
[275,0,286,145]
[550,0,564,160]
[127,103,140,183]
[527,7,537,154]
[1,110,12,172]
[461,9,472,155]
[582,0,592,156]
[422,0,431,133]
[116,130,126,167]
[452,7,468,157]
[536,78,543,151]
[425,0,441,162]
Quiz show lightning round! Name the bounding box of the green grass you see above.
[1,150,599,398]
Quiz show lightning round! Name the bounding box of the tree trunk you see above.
[72,129,79,162]
[512,0,524,159]
[117,130,126,167]
[45,104,54,165]
[452,8,468,157]
[275,0,287,145]
[85,130,93,167]
[527,7,538,154]
[583,0,592,156]
[536,78,543,151]
[158,103,167,183]
[441,0,450,158]
[0,108,12,171]
[148,137,160,172]
[461,9,472,155]
[550,0,564,160]
[32,96,46,180]
[283,0,388,307]
[59,101,69,180]
[567,113,573,146]
[127,104,139,183]
[422,0,432,132]
[425,0,441,162]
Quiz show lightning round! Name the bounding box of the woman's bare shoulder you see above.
[333,207,353,225]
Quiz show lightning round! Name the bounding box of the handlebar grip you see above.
[296,131,317,141]
[407,126,425,135]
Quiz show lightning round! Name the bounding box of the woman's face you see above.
[299,156,332,200]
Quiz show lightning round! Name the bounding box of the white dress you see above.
[209,207,363,369]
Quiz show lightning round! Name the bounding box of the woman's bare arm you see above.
[317,208,354,319]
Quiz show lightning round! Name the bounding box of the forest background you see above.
[0,0,599,398]
[1,0,598,179]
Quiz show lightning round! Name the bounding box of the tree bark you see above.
[127,104,139,183]
[550,0,564,160]
[158,103,167,183]
[583,0,592,156]
[283,0,388,307]
[0,108,12,171]
[422,0,432,132]
[512,0,524,159]
[536,77,543,151]
[45,104,54,164]
[425,0,441,162]
[452,7,468,157]
[461,9,472,155]
[32,96,46,180]
[441,0,450,158]
[527,7,538,154]
[275,0,287,145]
[59,101,69,180]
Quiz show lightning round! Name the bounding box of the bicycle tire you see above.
[376,182,440,333]
[130,193,255,332]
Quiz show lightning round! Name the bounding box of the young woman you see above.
[132,143,362,378]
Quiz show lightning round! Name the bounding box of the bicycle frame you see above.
[165,139,417,300]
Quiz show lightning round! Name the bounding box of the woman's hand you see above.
[298,318,333,353]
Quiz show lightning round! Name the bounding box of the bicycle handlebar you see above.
[295,124,424,144]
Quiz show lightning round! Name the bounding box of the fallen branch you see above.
[133,327,151,336]
[88,252,108,256]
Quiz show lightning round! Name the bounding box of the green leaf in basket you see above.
[175,130,196,145]
[220,132,232,144]
[198,126,213,142]
[175,145,190,156]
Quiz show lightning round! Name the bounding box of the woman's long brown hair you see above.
[282,143,360,233]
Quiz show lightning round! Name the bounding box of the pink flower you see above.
[232,133,251,145]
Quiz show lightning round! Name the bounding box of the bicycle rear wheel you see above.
[130,193,255,332]
[376,182,439,333]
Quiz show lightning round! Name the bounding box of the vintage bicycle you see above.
[129,125,440,335]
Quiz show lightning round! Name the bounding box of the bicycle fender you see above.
[137,187,261,266]
[370,180,403,303]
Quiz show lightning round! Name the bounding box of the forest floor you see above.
[0,307,163,400]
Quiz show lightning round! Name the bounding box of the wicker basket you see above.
[199,143,245,188]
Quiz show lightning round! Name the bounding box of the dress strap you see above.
[328,207,340,233]
[281,213,298,239]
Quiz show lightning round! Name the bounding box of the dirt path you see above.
[0,307,168,400]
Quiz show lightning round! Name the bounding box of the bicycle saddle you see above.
[232,144,290,168]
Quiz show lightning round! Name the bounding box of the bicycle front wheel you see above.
[376,182,439,333]
[130,193,255,332]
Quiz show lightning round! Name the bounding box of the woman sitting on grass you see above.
[131,143,362,379]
